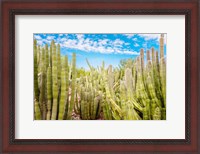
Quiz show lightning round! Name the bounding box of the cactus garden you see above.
[34,34,166,120]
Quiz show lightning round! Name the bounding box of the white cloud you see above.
[61,37,139,55]
[125,42,130,46]
[65,39,77,47]
[35,34,140,55]
[34,35,42,40]
[98,39,109,46]
[37,40,43,46]
[123,50,139,55]
[46,36,55,40]
[132,38,137,41]
[42,39,51,44]
[134,43,139,47]
[76,34,84,40]
[138,34,167,45]
[113,39,124,48]
[138,34,160,41]
[142,43,147,48]
[124,34,135,39]
[60,38,67,42]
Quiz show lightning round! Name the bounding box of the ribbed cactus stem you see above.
[39,48,47,120]
[103,71,122,118]
[80,86,85,119]
[125,68,133,99]
[160,34,164,60]
[45,44,49,69]
[107,65,114,96]
[65,56,69,91]
[34,39,39,101]
[64,56,69,119]
[46,66,52,120]
[146,50,150,61]
[57,44,61,86]
[140,48,144,72]
[50,41,53,67]
[159,34,166,108]
[51,41,58,120]
[153,107,161,120]
[151,47,155,63]
[34,101,41,120]
[96,92,102,117]
[37,45,41,66]
[58,67,67,120]
[67,53,76,119]
[155,51,159,71]
[162,108,166,120]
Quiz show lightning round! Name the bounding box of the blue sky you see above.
[34,33,166,70]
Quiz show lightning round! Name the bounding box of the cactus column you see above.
[46,66,52,120]
[58,66,67,120]
[39,48,47,120]
[67,53,76,119]
[159,34,166,109]
[34,40,39,102]
[51,41,58,120]
[34,39,41,120]
[57,44,61,88]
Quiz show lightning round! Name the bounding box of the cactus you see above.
[153,107,161,120]
[39,48,47,120]
[51,41,58,120]
[45,44,49,69]
[57,44,61,87]
[63,56,69,119]
[34,34,166,120]
[159,34,166,108]
[46,66,52,120]
[67,53,76,119]
[34,39,39,101]
[58,67,67,120]
[34,101,41,120]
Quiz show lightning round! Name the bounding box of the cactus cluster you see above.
[34,34,166,120]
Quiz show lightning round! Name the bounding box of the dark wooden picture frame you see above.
[0,0,199,153]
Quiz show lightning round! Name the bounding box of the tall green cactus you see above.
[50,41,53,67]
[34,40,41,120]
[34,39,39,101]
[51,41,58,120]
[57,44,61,87]
[63,55,69,119]
[45,44,49,69]
[34,101,41,120]
[58,67,67,120]
[46,66,52,120]
[39,48,47,120]
[67,53,76,119]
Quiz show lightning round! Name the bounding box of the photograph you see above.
[34,33,166,120]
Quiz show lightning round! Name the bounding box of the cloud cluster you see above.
[34,33,166,56]
[124,33,166,45]
[34,34,140,55]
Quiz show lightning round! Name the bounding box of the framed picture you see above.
[1,0,199,153]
